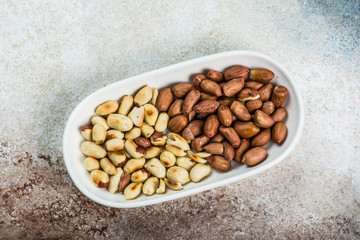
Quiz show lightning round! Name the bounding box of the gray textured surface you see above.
[1,0,359,239]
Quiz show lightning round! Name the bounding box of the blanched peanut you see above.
[96,100,119,115]
[125,127,141,140]
[144,104,159,126]
[108,167,124,193]
[160,151,176,167]
[144,158,166,178]
[144,146,162,159]
[128,106,145,127]
[80,141,107,159]
[118,95,133,115]
[107,114,133,132]
[167,166,190,184]
[140,122,154,138]
[134,85,152,107]
[155,112,169,132]
[142,177,159,196]
[124,183,142,200]
[91,116,109,130]
[81,126,92,141]
[104,138,124,151]
[124,139,144,158]
[100,157,117,175]
[190,164,211,182]
[123,158,145,173]
[164,178,183,190]
[106,129,124,140]
[131,169,150,183]
[176,157,196,171]
[108,150,126,167]
[90,170,109,188]
[84,157,100,171]
[156,179,166,194]
[92,124,107,144]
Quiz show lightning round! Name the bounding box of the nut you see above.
[124,139,144,158]
[107,114,133,132]
[258,83,274,102]
[90,170,109,188]
[131,169,150,183]
[167,133,190,150]
[272,122,287,144]
[271,85,288,108]
[128,106,145,127]
[192,74,206,89]
[210,133,225,143]
[166,144,186,157]
[234,140,251,163]
[80,141,107,158]
[242,147,267,166]
[95,100,119,116]
[108,150,127,167]
[217,105,233,127]
[219,126,241,148]
[156,88,174,111]
[200,92,218,101]
[190,164,211,182]
[156,179,166,194]
[92,123,107,144]
[236,88,260,101]
[230,100,251,121]
[233,121,260,138]
[144,158,166,178]
[168,99,183,117]
[151,87,159,106]
[173,83,195,98]
[203,143,224,155]
[249,68,275,83]
[108,167,124,194]
[164,178,183,190]
[123,158,145,173]
[124,182,143,200]
[167,166,190,184]
[100,157,117,175]
[144,146,162,159]
[142,177,159,196]
[261,101,275,115]
[118,172,131,192]
[150,131,167,146]
[91,116,109,130]
[253,110,275,128]
[200,80,222,97]
[190,135,210,152]
[154,112,169,132]
[118,95,134,115]
[134,85,152,107]
[124,127,141,140]
[182,120,204,141]
[271,108,287,122]
[251,128,271,147]
[195,113,209,119]
[204,114,220,138]
[81,125,92,141]
[106,129,124,140]
[224,65,249,80]
[218,96,236,107]
[222,78,245,97]
[188,110,196,121]
[207,70,224,82]
[168,115,188,133]
[187,150,207,163]
[160,151,176,167]
[193,100,220,114]
[223,141,235,161]
[207,156,231,171]
[84,157,100,171]
[144,104,159,126]
[140,122,154,138]
[104,138,124,151]
[176,157,196,171]
[134,137,151,148]
[244,80,264,90]
[245,99,263,113]
[182,89,201,114]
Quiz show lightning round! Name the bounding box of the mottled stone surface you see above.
[1,0,359,239]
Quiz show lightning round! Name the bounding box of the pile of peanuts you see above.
[80,65,288,200]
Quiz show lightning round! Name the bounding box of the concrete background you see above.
[1,0,359,239]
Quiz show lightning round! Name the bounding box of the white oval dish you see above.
[63,50,304,208]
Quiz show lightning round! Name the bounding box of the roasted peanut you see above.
[124,139,144,158]
[131,169,150,183]
[84,157,100,171]
[234,139,250,162]
[217,105,233,127]
[244,80,264,90]
[168,99,183,117]
[233,121,260,138]
[223,141,235,161]
[156,179,166,194]
[190,164,211,182]
[151,87,159,106]
[142,177,159,196]
[242,147,267,166]
[272,122,287,144]
[167,166,190,184]
[249,68,275,83]
[176,157,196,171]
[108,150,127,167]
[271,85,288,108]
[81,125,92,141]
[197,151,212,158]
[173,83,195,98]
[150,131,167,146]
[108,167,124,194]
[107,114,133,132]
[166,144,186,157]
[156,88,174,111]
[251,128,271,147]
[167,133,190,150]
[230,101,251,121]
[144,146,162,159]
[144,158,166,178]
[224,65,249,80]
[96,100,119,116]
[168,115,188,133]
[91,116,110,130]
[100,157,117,175]
[182,120,204,141]
[191,135,210,152]
[164,178,183,190]
[118,95,134,115]
[207,156,231,171]
[118,172,131,192]
[192,74,206,89]
[253,110,275,128]
[160,151,176,167]
[124,127,141,140]
[182,89,201,114]
[203,114,220,138]
[200,80,222,97]
[124,182,142,200]
[245,99,263,113]
[237,88,260,101]
[222,78,245,97]
[219,126,241,148]
[271,108,287,122]
[262,101,275,115]
[203,143,224,155]
[144,104,159,126]
[128,106,145,127]
[134,137,151,148]
[187,150,207,163]
[104,138,124,151]
[140,122,154,138]
[123,158,145,173]
[80,141,107,159]
[207,70,224,82]
[106,129,124,140]
[193,100,220,114]
[134,85,152,107]
[258,83,274,102]
[154,112,169,132]
[92,123,107,144]
[218,96,236,107]
[90,170,109,188]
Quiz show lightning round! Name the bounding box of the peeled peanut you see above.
[166,144,186,157]
[272,122,287,144]
[84,157,100,171]
[100,157,117,175]
[271,107,287,122]
[142,177,159,196]
[144,158,166,178]
[125,127,141,140]
[223,141,235,161]
[128,106,145,127]
[245,99,263,113]
[156,179,166,194]
[222,78,245,97]
[143,104,158,126]
[230,101,251,121]
[90,170,109,188]
[217,105,233,127]
[168,115,188,133]
[81,125,92,141]
[155,112,169,132]
[144,146,162,159]
[191,135,210,152]
[193,100,220,114]
[196,152,212,158]
[233,121,260,138]
[140,122,154,138]
[104,138,124,151]
[192,74,206,89]
[106,129,124,140]
[91,116,110,130]
[262,101,275,115]
[271,85,289,108]
[134,85,152,107]
[244,80,264,90]
[108,150,127,167]
[124,183,142,200]
[134,137,151,148]
[203,143,224,155]
[219,126,241,148]
[251,128,271,147]
[176,157,196,171]
[207,156,231,171]
[249,68,275,83]
[258,83,274,102]
[160,151,176,167]
[96,100,119,116]
[253,110,275,128]
[187,150,207,164]
[242,147,267,166]
[151,87,159,106]
[224,65,249,80]
[164,178,183,190]
[123,158,145,173]
[200,80,222,97]
[108,167,124,194]
[156,88,174,111]
[204,114,220,138]
[207,70,224,82]
[80,141,107,159]
[118,172,130,192]
[150,131,167,146]
[166,133,190,151]
[234,139,250,162]
[190,164,211,182]
[131,169,150,183]
[107,114,133,132]
[173,83,195,98]
[237,88,260,101]
[118,95,134,115]
[167,166,190,184]
[92,123,106,144]
[182,89,201,114]
[124,139,144,158]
